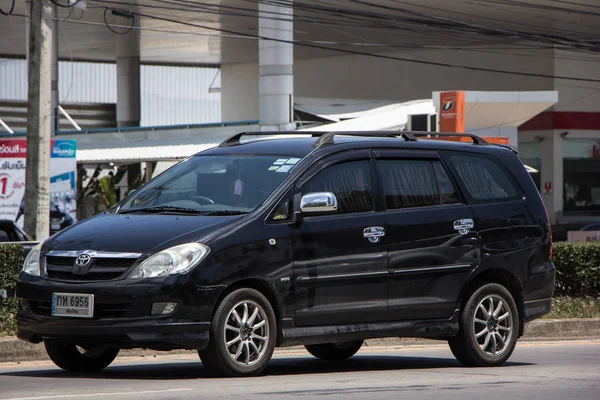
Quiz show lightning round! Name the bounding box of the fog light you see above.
[151,302,178,316]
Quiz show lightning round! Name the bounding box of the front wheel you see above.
[449,283,519,367]
[44,340,119,372]
[199,288,277,377]
[305,340,364,361]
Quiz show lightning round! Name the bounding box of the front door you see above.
[292,153,388,327]
[374,150,480,321]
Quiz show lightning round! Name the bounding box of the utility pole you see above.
[51,3,59,132]
[24,0,54,241]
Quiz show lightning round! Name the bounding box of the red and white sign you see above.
[544,181,552,194]
[0,139,77,231]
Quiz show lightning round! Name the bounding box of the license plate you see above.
[51,223,61,230]
[52,293,94,318]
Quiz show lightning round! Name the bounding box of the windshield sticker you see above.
[285,158,301,165]
[209,164,226,172]
[268,166,279,171]
[273,159,288,165]
[276,165,293,173]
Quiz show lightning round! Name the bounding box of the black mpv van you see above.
[16,131,555,376]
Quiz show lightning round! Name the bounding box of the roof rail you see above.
[219,131,322,147]
[411,132,489,145]
[220,130,494,149]
[313,131,417,148]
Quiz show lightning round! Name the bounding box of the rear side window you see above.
[377,160,460,209]
[450,155,519,201]
[302,160,373,214]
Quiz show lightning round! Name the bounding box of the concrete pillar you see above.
[51,4,59,132]
[540,130,563,223]
[116,22,141,127]
[258,0,295,131]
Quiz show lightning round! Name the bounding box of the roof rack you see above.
[312,131,418,148]
[219,130,492,149]
[219,131,322,147]
[411,132,489,145]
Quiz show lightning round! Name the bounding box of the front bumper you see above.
[16,274,225,350]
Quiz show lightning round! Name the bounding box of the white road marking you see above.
[3,388,193,400]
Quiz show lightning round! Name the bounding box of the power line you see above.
[92,0,600,54]
[0,0,15,16]
[118,7,600,83]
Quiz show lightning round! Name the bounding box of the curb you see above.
[1,318,599,363]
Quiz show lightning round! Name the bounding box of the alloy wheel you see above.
[223,300,270,367]
[472,294,513,357]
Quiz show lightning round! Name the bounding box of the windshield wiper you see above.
[204,210,248,216]
[119,206,202,214]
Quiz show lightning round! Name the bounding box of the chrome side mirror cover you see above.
[300,192,338,213]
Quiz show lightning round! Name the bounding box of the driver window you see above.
[301,160,373,214]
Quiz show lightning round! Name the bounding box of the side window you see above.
[301,160,373,214]
[378,160,438,208]
[450,155,519,201]
[433,161,460,204]
[0,229,10,242]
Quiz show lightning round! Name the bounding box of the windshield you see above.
[118,155,301,214]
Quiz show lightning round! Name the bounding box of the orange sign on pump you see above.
[439,91,465,133]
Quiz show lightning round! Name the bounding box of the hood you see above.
[45,212,243,254]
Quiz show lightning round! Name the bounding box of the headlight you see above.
[22,243,43,276]
[128,243,210,279]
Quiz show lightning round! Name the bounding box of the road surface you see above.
[1,341,598,400]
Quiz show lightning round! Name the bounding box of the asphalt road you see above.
[0,341,599,400]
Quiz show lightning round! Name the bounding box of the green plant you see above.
[0,243,23,335]
[553,242,600,297]
[0,297,17,334]
[544,296,600,319]
[0,243,24,290]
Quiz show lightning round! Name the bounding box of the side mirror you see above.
[300,192,338,214]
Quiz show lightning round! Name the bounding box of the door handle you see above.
[454,219,474,235]
[364,226,385,243]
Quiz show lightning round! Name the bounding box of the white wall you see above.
[221,62,259,122]
[0,59,221,126]
[221,47,556,121]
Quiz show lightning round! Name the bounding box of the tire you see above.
[449,283,520,367]
[198,288,277,377]
[44,340,119,372]
[305,340,364,361]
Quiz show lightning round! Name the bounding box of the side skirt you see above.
[278,309,460,347]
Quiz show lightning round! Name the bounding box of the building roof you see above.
[78,143,219,164]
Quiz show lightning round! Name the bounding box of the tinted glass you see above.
[433,161,460,204]
[302,160,373,214]
[378,160,438,209]
[120,155,301,213]
[451,155,518,201]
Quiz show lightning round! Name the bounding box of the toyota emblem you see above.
[75,254,92,267]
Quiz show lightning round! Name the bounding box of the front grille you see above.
[95,258,136,268]
[44,254,138,282]
[46,270,124,281]
[29,300,132,319]
[46,256,75,267]
[45,256,136,269]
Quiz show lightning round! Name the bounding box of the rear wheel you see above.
[449,283,519,367]
[305,340,364,361]
[199,288,276,377]
[44,340,119,372]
